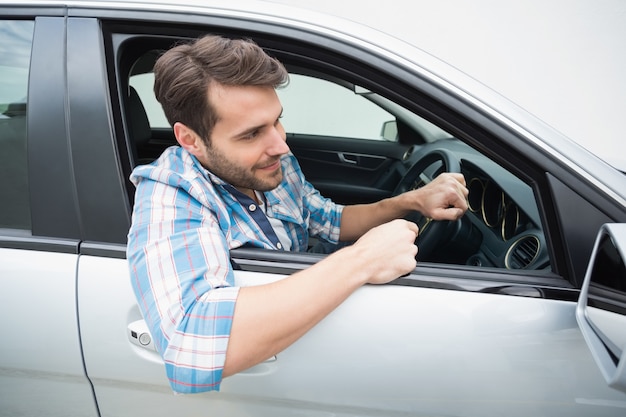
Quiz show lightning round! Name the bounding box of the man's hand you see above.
[348,219,419,284]
[407,172,468,221]
[339,172,468,242]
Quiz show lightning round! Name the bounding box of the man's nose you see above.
[267,126,289,155]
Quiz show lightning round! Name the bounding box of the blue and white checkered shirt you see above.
[127,146,343,393]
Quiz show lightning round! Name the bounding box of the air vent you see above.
[505,235,540,269]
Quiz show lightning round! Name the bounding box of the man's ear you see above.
[173,122,204,156]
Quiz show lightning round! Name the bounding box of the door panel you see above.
[276,71,409,205]
[78,253,626,416]
[288,134,407,204]
[0,249,98,416]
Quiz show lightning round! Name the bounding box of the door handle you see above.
[128,320,158,352]
[127,319,277,372]
[338,152,358,165]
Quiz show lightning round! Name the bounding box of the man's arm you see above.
[339,172,469,242]
[223,219,418,377]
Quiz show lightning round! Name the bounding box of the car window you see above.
[123,43,551,273]
[129,72,169,128]
[0,20,34,231]
[130,72,396,141]
[277,74,395,141]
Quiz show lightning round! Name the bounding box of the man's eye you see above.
[243,130,260,140]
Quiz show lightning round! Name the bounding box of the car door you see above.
[80,252,623,417]
[0,16,98,416]
[64,5,626,417]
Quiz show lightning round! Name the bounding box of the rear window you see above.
[0,20,34,230]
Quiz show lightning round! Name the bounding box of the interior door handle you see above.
[338,152,357,165]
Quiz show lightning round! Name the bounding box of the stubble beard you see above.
[204,145,283,192]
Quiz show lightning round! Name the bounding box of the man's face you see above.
[195,84,289,198]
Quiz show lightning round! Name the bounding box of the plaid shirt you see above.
[126,146,343,393]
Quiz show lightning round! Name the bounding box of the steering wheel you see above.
[392,149,462,261]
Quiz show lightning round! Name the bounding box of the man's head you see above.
[153,35,291,198]
[154,35,288,144]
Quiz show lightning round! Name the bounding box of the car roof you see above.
[4,0,626,172]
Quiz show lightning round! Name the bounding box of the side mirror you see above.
[576,223,626,394]
[380,120,398,141]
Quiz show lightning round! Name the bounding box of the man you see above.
[127,35,468,393]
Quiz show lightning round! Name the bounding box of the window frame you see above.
[99,13,626,290]
[107,24,575,290]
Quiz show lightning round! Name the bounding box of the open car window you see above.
[123,42,552,276]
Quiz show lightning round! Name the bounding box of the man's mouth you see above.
[257,159,281,171]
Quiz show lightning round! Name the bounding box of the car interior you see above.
[116,33,552,274]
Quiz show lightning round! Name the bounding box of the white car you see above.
[0,1,625,416]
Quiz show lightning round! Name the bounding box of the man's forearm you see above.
[339,194,412,241]
[223,219,419,377]
[222,243,368,376]
[339,172,469,241]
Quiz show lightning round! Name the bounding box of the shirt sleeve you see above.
[302,178,343,243]
[286,154,343,243]
[127,158,239,393]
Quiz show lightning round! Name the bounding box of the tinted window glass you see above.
[0,20,34,230]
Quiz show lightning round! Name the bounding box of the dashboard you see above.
[400,139,550,270]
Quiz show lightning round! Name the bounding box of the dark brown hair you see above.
[153,35,289,143]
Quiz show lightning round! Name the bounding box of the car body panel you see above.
[0,248,99,417]
[78,253,626,416]
[1,1,625,416]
